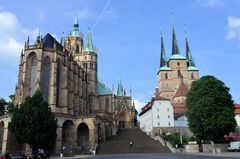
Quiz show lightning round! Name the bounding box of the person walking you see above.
[130,141,133,148]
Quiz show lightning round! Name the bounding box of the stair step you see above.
[97,128,171,154]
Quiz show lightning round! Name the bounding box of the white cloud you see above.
[226,16,240,40]
[0,10,38,61]
[192,0,225,9]
[134,99,146,113]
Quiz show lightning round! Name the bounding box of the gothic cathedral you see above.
[0,16,135,155]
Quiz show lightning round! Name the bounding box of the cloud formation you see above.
[226,16,240,40]
[192,0,225,9]
[0,10,38,61]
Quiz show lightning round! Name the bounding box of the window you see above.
[90,63,93,69]
[29,54,37,97]
[177,70,181,78]
[167,108,169,112]
[157,115,159,119]
[177,62,180,66]
[168,122,171,126]
[157,108,159,111]
[56,59,61,106]
[191,73,194,80]
[91,56,93,60]
[165,73,168,79]
[85,56,87,60]
[158,122,160,126]
[168,115,170,119]
[42,56,51,101]
[84,63,87,69]
[76,44,79,53]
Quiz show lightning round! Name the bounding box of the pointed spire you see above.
[84,27,94,53]
[61,32,65,47]
[171,13,180,55]
[117,79,124,96]
[71,15,80,37]
[160,31,167,67]
[185,26,194,67]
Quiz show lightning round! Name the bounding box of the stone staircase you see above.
[97,128,171,154]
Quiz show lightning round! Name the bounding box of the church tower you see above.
[157,23,199,104]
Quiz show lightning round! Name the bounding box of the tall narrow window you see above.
[30,54,37,96]
[105,97,109,111]
[165,73,168,79]
[42,56,50,101]
[191,73,194,80]
[56,59,61,106]
[76,45,79,53]
[177,70,181,78]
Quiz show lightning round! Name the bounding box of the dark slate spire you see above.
[171,14,180,55]
[160,32,167,67]
[60,32,65,47]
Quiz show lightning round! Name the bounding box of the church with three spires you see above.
[0,16,135,154]
[139,22,199,133]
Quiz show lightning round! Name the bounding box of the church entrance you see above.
[77,122,89,151]
[62,120,75,150]
[118,121,125,128]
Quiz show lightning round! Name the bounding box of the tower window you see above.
[76,45,79,53]
[158,122,160,126]
[157,115,159,119]
[90,63,93,69]
[177,62,180,66]
[177,70,181,78]
[85,56,87,60]
[191,73,194,79]
[91,56,93,60]
[165,73,168,79]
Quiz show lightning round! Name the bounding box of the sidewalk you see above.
[186,152,240,158]
[51,155,92,159]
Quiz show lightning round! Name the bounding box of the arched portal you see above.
[118,111,130,129]
[77,123,89,149]
[0,121,4,151]
[62,120,75,148]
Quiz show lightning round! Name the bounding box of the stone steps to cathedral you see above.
[97,128,171,154]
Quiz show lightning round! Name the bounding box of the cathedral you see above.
[157,23,199,117]
[0,16,135,155]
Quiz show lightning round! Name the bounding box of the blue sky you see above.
[0,0,239,111]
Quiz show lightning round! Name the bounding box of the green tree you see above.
[8,90,57,152]
[186,76,236,151]
[0,98,7,115]
[134,109,138,126]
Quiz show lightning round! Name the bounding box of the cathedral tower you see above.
[157,23,199,104]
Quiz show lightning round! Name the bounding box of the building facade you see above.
[0,16,135,155]
[139,89,174,134]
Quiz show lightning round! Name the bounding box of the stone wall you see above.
[185,144,228,153]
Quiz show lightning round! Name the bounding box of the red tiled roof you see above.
[172,103,187,115]
[174,82,188,98]
[235,104,240,114]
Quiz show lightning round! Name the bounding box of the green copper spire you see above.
[160,32,167,67]
[84,28,94,53]
[185,31,194,66]
[117,79,124,96]
[171,14,180,55]
[60,32,65,47]
[71,15,80,37]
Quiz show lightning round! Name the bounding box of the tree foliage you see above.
[8,90,57,151]
[186,75,236,143]
[0,98,7,115]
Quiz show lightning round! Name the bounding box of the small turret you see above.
[71,15,80,37]
[61,32,65,47]
[117,79,124,97]
[84,28,94,53]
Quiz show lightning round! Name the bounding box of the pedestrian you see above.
[130,141,133,148]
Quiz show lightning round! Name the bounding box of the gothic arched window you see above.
[29,54,37,96]
[42,56,51,101]
[76,45,79,53]
[56,59,61,106]
[177,70,181,78]
[165,73,168,79]
[191,73,194,80]
[105,97,109,111]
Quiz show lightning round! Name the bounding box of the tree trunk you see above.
[198,143,203,152]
